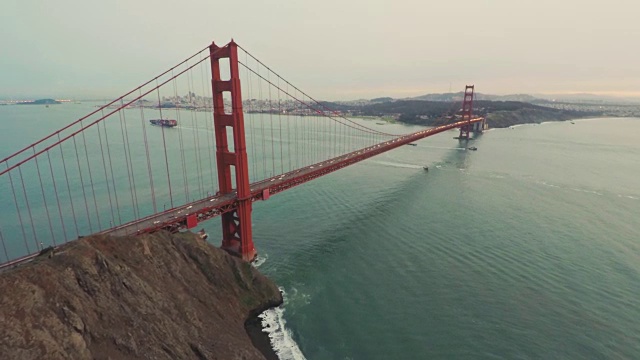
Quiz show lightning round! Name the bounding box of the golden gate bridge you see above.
[0,40,486,266]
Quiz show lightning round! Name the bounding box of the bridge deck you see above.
[103,118,484,237]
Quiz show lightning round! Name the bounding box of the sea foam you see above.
[259,287,307,360]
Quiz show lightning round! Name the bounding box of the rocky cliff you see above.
[0,231,283,359]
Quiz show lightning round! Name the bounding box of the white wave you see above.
[570,188,603,196]
[252,254,268,268]
[260,287,306,360]
[539,181,604,195]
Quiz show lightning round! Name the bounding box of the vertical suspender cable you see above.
[292,85,298,170]
[297,88,303,167]
[284,79,292,172]
[7,165,29,253]
[156,83,174,208]
[187,73,204,199]
[201,53,218,192]
[80,121,102,230]
[267,72,276,177]
[119,102,139,219]
[17,167,39,250]
[72,136,93,233]
[97,111,116,227]
[277,77,284,174]
[245,51,258,183]
[33,148,56,245]
[258,61,267,180]
[182,70,194,201]
[58,134,80,237]
[194,60,215,194]
[0,226,9,263]
[141,90,158,213]
[47,150,68,241]
[313,112,317,163]
[102,119,122,225]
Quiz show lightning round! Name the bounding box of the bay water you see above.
[1,103,639,359]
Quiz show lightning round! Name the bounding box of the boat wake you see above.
[415,145,466,150]
[537,181,640,200]
[619,195,638,200]
[259,287,307,360]
[370,161,424,170]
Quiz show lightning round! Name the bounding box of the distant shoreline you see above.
[15,99,61,105]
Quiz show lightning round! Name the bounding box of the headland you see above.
[0,231,282,359]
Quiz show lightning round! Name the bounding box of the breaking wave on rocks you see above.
[259,287,306,360]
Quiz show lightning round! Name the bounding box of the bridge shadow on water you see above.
[273,139,478,270]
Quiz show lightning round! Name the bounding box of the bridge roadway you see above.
[0,118,483,270]
[102,117,484,238]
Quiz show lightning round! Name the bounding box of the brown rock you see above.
[0,231,283,359]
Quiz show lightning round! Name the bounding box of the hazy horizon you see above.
[3,91,640,104]
[2,0,639,101]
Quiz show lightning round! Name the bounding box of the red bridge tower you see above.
[210,41,256,261]
[458,85,475,140]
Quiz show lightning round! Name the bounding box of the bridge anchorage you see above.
[0,38,487,267]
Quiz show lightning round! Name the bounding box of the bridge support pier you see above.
[472,121,482,133]
[458,85,475,141]
[210,40,256,262]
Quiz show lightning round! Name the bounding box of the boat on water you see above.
[423,166,429,171]
[407,143,417,146]
[468,146,477,151]
[149,119,178,128]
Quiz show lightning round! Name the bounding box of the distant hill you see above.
[16,99,61,105]
[411,92,540,103]
[323,99,602,128]
[533,93,640,104]
[370,97,393,103]
[411,91,640,105]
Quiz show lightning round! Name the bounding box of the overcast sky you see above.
[1,0,639,100]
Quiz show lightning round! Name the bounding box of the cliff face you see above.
[0,231,283,360]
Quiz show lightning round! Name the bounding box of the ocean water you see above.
[1,104,639,359]
[251,118,640,359]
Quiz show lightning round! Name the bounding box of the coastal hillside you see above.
[0,232,282,360]
[325,99,599,128]
[484,107,580,128]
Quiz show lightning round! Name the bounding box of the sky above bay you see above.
[1,0,639,100]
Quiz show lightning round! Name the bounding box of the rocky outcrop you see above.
[0,231,283,359]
